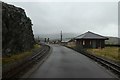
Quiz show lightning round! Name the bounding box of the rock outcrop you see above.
[2,2,35,55]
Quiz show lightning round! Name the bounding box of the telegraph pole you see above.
[38,36,40,42]
[60,30,62,42]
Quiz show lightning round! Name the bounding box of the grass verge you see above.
[87,47,120,62]
[2,44,40,65]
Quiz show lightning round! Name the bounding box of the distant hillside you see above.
[34,33,78,40]
[105,36,120,45]
[35,33,120,45]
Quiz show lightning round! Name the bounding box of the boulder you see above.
[2,2,35,55]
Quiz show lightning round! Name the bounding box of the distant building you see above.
[68,31,108,49]
[61,39,71,46]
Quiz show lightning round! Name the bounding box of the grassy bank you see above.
[3,44,40,65]
[87,47,120,62]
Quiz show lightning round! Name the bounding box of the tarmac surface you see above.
[29,44,116,78]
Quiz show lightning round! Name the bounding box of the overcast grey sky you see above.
[6,1,118,37]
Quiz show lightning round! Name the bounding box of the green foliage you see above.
[118,48,120,59]
[33,44,40,49]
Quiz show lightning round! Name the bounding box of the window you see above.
[83,41,85,45]
[90,41,91,45]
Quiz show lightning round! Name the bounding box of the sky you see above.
[3,0,119,37]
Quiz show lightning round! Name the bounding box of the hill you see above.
[34,33,78,41]
[105,36,120,45]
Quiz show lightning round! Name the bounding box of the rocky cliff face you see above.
[2,2,35,55]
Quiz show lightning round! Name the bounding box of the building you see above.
[68,31,108,49]
[61,39,71,46]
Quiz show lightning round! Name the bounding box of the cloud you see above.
[7,2,118,37]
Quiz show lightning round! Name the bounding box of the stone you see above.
[2,2,35,55]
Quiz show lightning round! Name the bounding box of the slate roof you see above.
[74,31,108,40]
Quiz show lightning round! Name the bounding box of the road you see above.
[29,44,115,78]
